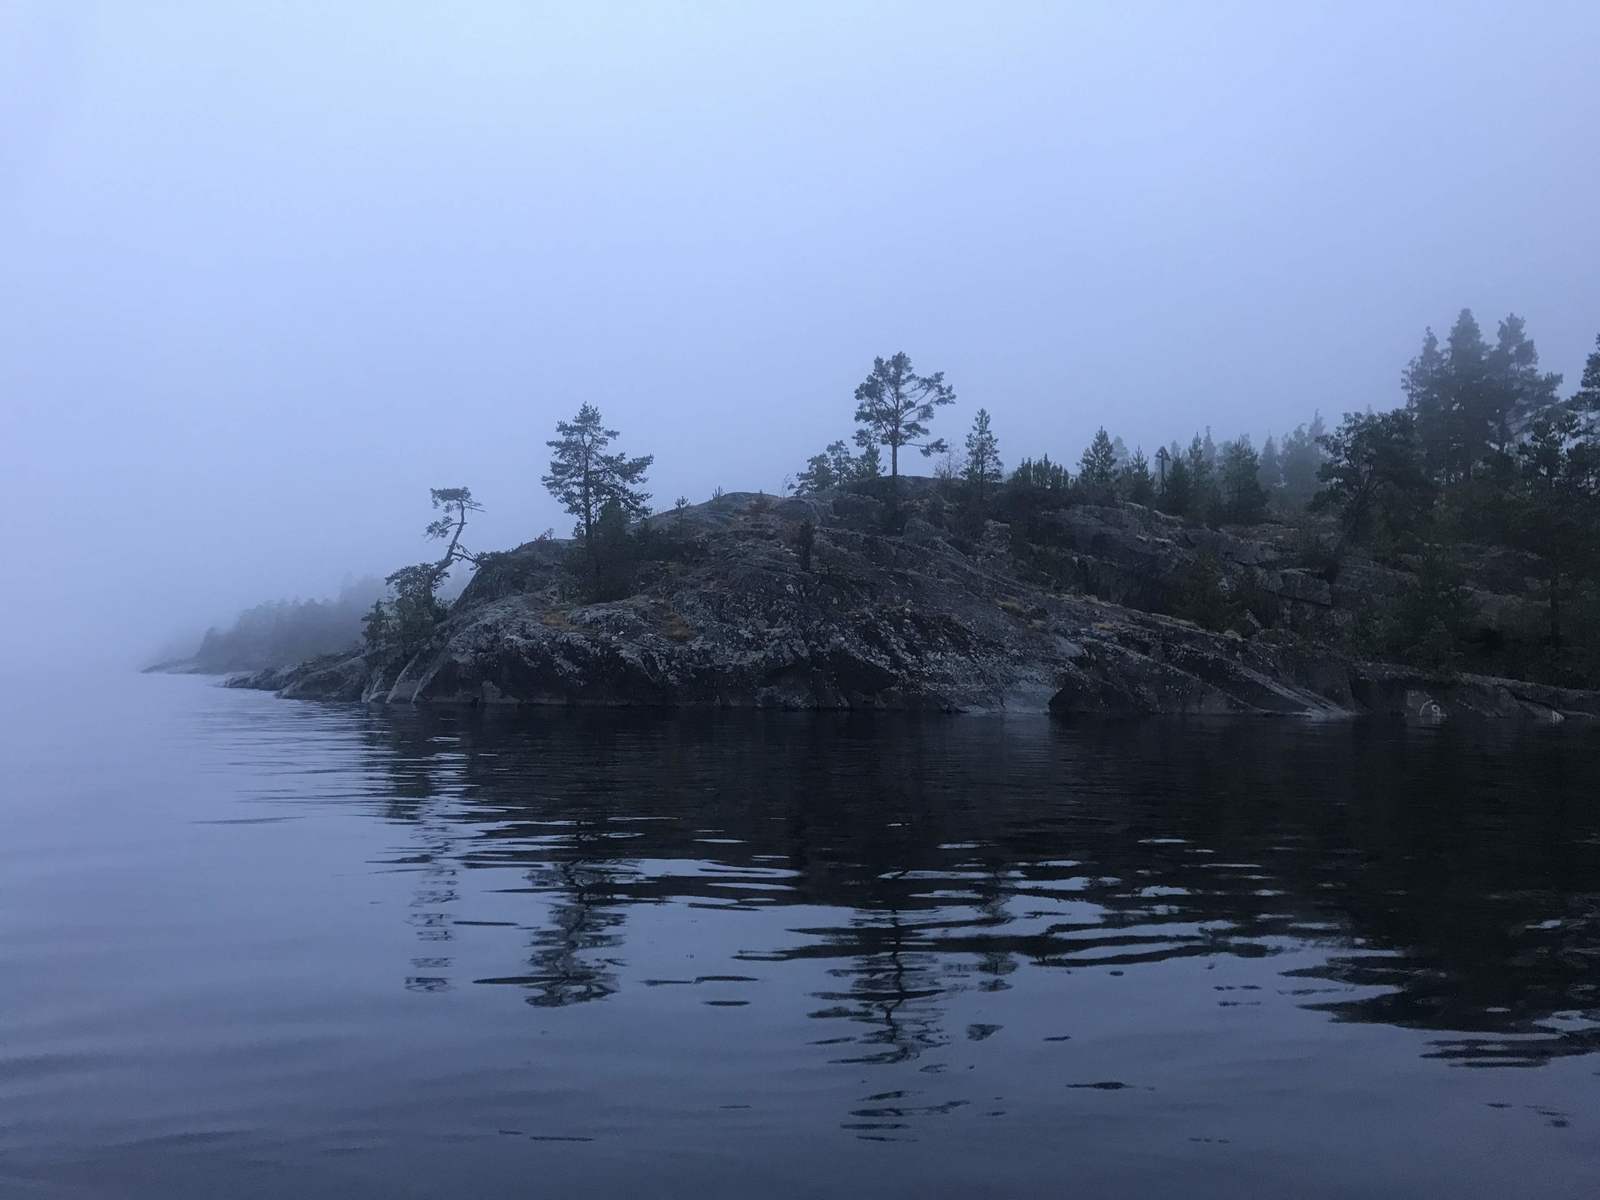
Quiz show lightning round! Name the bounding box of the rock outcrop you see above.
[229,485,1600,721]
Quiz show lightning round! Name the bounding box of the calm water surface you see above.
[3,674,1598,1198]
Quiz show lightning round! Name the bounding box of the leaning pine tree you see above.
[542,404,654,583]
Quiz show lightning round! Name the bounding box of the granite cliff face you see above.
[229,484,1600,721]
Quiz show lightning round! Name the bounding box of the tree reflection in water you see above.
[347,707,1600,1077]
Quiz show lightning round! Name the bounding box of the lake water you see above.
[3,674,1598,1198]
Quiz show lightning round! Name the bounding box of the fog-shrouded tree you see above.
[543,404,653,578]
[1487,314,1562,450]
[1313,409,1435,556]
[1573,333,1600,417]
[1403,327,1450,480]
[1121,447,1155,505]
[425,487,483,569]
[1278,414,1327,510]
[963,408,1003,501]
[852,352,955,485]
[1218,437,1268,524]
[1158,447,1192,517]
[1184,433,1217,521]
[1258,434,1282,494]
[1078,427,1118,502]
[1154,444,1173,490]
[1509,408,1599,647]
[1442,308,1490,479]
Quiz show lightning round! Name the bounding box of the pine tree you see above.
[1185,433,1217,521]
[851,352,955,484]
[1160,450,1193,517]
[1279,413,1327,510]
[1011,455,1069,491]
[1312,410,1435,555]
[1570,333,1600,416]
[962,408,1003,501]
[1121,447,1155,505]
[360,600,394,661]
[1443,308,1490,480]
[381,562,449,659]
[589,497,637,601]
[1218,437,1267,524]
[1510,409,1599,647]
[1079,427,1118,501]
[424,487,484,569]
[1258,434,1283,494]
[855,442,883,479]
[790,439,866,495]
[543,404,653,578]
[1403,327,1449,479]
[1487,314,1562,450]
[790,450,838,495]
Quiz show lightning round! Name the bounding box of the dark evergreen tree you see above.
[1571,333,1600,415]
[962,408,1003,501]
[380,562,449,659]
[1184,433,1217,521]
[1509,409,1599,647]
[1487,314,1562,449]
[790,451,836,496]
[855,441,883,479]
[424,487,484,568]
[1403,328,1450,479]
[1312,410,1435,554]
[588,498,638,601]
[851,352,955,483]
[1278,414,1327,510]
[790,439,864,495]
[1382,546,1472,671]
[1218,437,1268,524]
[1159,449,1193,517]
[1011,455,1069,491]
[1078,427,1118,502]
[1257,434,1283,494]
[1442,308,1490,481]
[1120,447,1155,505]
[543,404,653,580]
[360,600,393,661]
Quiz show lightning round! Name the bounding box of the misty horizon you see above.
[4,1,1597,668]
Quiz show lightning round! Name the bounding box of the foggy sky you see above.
[3,1,1597,669]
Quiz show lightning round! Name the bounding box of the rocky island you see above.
[213,326,1600,721]
[227,478,1600,721]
